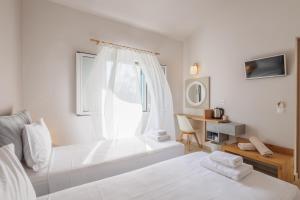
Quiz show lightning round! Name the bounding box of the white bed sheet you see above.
[25,136,184,196]
[38,152,300,200]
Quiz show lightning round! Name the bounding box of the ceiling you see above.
[47,0,293,41]
[47,0,227,41]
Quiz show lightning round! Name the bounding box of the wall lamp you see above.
[190,63,200,75]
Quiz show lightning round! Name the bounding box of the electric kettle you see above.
[213,108,224,119]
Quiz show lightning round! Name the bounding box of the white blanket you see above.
[38,152,299,200]
[26,136,184,196]
[200,156,252,180]
[209,151,243,168]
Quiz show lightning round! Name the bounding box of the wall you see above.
[0,0,22,115]
[183,1,300,148]
[22,0,183,145]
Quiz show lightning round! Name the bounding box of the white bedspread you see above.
[38,152,300,200]
[26,136,184,196]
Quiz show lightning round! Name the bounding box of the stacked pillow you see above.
[0,110,52,172]
[22,118,52,171]
[0,110,32,160]
[0,144,36,200]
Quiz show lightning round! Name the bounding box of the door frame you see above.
[296,38,300,180]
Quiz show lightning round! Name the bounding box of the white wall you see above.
[0,0,22,115]
[183,1,300,148]
[22,0,183,145]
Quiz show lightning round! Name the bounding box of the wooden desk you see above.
[178,114,228,142]
[181,114,227,123]
[223,143,294,182]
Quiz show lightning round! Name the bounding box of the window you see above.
[76,52,167,115]
[76,52,96,115]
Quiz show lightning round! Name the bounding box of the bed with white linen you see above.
[37,152,300,200]
[25,136,184,196]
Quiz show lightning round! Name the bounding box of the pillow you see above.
[0,143,36,200]
[0,110,32,160]
[22,118,52,172]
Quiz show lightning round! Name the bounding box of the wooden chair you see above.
[176,115,201,151]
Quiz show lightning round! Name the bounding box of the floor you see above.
[178,140,206,154]
[295,179,300,188]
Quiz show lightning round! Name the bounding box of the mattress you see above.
[25,136,184,196]
[38,152,300,200]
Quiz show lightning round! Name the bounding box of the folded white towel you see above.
[249,137,273,157]
[238,143,256,151]
[148,134,170,142]
[200,157,253,181]
[156,130,167,136]
[209,151,243,168]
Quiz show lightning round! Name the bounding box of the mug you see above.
[222,115,229,121]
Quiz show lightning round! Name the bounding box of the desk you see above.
[178,114,228,142]
[182,114,227,123]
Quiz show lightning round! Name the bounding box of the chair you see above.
[176,115,201,150]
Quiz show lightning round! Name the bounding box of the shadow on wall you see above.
[0,107,13,116]
[244,125,260,139]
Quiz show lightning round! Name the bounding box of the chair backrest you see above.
[176,115,195,133]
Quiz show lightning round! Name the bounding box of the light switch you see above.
[219,100,225,106]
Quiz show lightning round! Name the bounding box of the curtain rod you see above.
[90,38,160,55]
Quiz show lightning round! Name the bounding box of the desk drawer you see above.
[207,122,245,136]
[243,157,277,177]
[207,123,219,133]
[226,151,278,178]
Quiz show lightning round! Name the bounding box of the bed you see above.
[37,152,300,200]
[25,136,184,196]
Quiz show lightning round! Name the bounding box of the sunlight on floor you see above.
[82,142,104,165]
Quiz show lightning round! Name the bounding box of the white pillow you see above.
[22,118,52,172]
[0,143,36,200]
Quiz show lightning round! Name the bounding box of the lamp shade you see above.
[190,63,199,75]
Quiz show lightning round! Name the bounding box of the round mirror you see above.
[186,81,206,106]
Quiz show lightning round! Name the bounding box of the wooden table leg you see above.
[193,132,201,148]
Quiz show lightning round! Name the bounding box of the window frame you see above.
[141,65,167,112]
[76,52,96,116]
[76,52,167,115]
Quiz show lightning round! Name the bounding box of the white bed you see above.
[37,152,300,200]
[25,136,184,196]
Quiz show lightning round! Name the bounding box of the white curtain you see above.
[88,45,175,140]
[138,52,175,139]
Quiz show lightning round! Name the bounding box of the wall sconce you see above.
[276,101,285,114]
[190,63,200,75]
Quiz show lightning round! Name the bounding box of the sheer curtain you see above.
[88,45,175,140]
[138,52,175,139]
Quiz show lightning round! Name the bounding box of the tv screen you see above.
[245,54,286,79]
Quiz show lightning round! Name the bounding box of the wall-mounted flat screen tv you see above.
[245,54,286,79]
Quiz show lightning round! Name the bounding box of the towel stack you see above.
[200,151,253,181]
[148,130,170,142]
